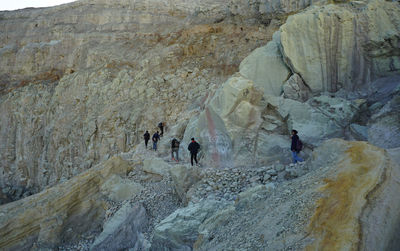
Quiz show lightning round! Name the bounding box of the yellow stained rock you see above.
[307,142,385,251]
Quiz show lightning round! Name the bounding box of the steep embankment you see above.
[0,0,301,199]
[0,0,400,250]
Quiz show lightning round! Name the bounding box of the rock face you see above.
[0,156,133,250]
[193,140,400,250]
[0,0,278,196]
[1,0,400,249]
[280,0,400,94]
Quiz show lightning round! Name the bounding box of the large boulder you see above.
[169,165,202,204]
[282,73,311,102]
[280,0,400,94]
[143,157,173,177]
[180,107,233,168]
[239,32,290,97]
[151,199,232,250]
[90,202,148,251]
[0,156,133,250]
[100,175,144,202]
[208,74,263,128]
[268,95,361,146]
[368,94,400,149]
[194,139,400,250]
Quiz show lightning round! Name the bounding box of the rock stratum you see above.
[0,0,400,250]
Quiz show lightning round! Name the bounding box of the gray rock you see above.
[90,202,148,251]
[368,92,400,149]
[283,74,311,102]
[350,124,368,141]
[151,199,231,250]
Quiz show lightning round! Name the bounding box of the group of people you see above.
[143,122,165,151]
[170,137,201,166]
[144,122,304,166]
[143,122,201,166]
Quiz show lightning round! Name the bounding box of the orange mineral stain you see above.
[306,142,385,251]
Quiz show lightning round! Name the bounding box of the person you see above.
[188,138,200,166]
[291,129,304,164]
[143,130,150,149]
[152,131,160,151]
[171,138,180,162]
[158,122,164,137]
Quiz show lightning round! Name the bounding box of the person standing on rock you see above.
[291,129,304,164]
[158,122,164,137]
[143,130,150,149]
[171,138,180,162]
[188,138,200,166]
[152,131,160,151]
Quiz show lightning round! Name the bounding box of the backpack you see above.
[296,139,303,152]
[172,139,180,148]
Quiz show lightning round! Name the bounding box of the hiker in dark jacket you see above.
[171,138,180,162]
[152,131,160,151]
[143,130,150,149]
[188,138,200,166]
[158,122,164,137]
[291,130,304,164]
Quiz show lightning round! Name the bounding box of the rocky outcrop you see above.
[368,93,400,149]
[169,164,202,204]
[90,202,148,251]
[143,157,173,177]
[151,199,232,250]
[283,73,311,102]
[100,175,144,202]
[0,0,282,196]
[239,32,290,96]
[182,65,362,166]
[192,140,400,250]
[280,0,400,94]
[0,156,133,250]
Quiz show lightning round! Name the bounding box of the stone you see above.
[239,32,290,97]
[280,0,400,94]
[368,94,400,149]
[254,133,292,165]
[263,174,271,181]
[142,157,172,177]
[269,95,360,146]
[350,124,368,141]
[282,73,311,102]
[209,74,263,127]
[180,107,233,168]
[169,165,202,204]
[100,175,144,202]
[0,157,132,250]
[90,202,148,251]
[151,199,231,250]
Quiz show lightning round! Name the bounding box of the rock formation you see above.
[191,140,400,250]
[0,156,133,250]
[280,0,400,94]
[0,0,278,196]
[0,0,400,250]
